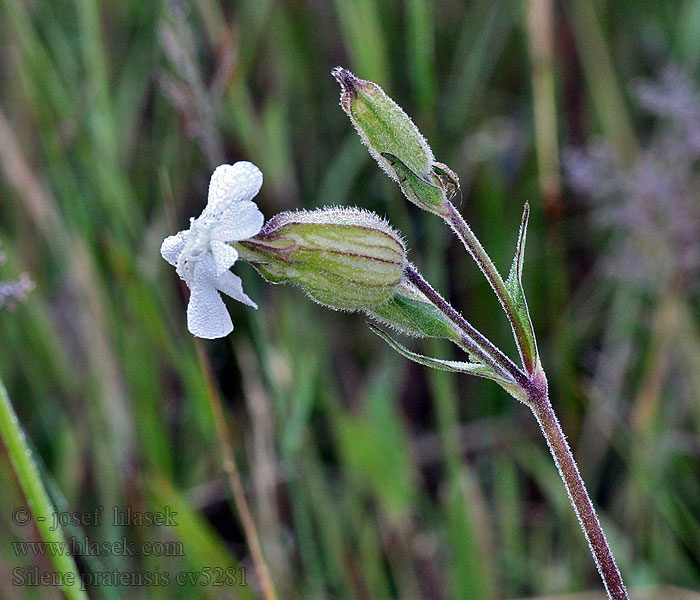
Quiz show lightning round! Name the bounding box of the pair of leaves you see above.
[369,324,525,402]
[369,202,536,399]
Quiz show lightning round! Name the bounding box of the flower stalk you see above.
[404,265,526,389]
[407,263,628,599]
[332,66,628,599]
[526,376,628,600]
[162,66,630,600]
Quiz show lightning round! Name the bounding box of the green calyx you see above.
[332,67,458,216]
[333,67,434,178]
[237,207,406,312]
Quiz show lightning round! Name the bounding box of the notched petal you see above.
[211,200,265,243]
[206,162,263,216]
[216,270,258,309]
[211,241,239,276]
[187,265,233,339]
[160,231,186,266]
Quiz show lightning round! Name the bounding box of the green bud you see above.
[236,207,406,311]
[332,67,458,217]
[333,67,434,178]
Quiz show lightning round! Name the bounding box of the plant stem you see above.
[409,232,626,597]
[0,375,89,600]
[527,375,628,600]
[405,264,527,387]
[443,201,535,373]
[194,340,279,600]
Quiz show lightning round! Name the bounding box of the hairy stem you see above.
[0,375,88,600]
[405,264,527,387]
[443,201,535,373]
[527,376,628,600]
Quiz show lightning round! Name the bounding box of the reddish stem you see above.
[527,375,628,600]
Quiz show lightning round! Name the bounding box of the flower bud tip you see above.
[331,67,359,97]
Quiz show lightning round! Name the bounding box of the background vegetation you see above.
[1,0,699,598]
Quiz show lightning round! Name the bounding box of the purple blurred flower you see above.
[0,245,35,310]
[564,66,700,293]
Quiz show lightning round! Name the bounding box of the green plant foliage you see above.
[0,0,699,598]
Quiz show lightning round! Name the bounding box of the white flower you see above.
[161,161,265,339]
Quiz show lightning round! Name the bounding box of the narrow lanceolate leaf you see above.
[505,203,538,373]
[381,152,449,216]
[369,325,525,401]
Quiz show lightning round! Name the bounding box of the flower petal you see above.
[216,269,258,309]
[211,241,239,277]
[187,262,233,339]
[205,162,263,217]
[211,200,264,243]
[160,231,186,266]
[175,256,194,286]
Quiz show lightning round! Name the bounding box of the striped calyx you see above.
[332,67,434,180]
[332,67,458,217]
[236,208,406,311]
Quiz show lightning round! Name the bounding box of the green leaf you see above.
[367,291,460,341]
[505,203,538,373]
[369,324,525,401]
[380,152,449,216]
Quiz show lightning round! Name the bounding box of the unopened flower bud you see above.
[333,67,434,179]
[332,67,458,216]
[236,208,406,311]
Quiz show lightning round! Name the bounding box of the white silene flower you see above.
[161,161,265,339]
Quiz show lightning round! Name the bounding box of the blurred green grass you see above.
[0,0,699,598]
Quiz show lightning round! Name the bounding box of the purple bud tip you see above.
[332,67,360,97]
